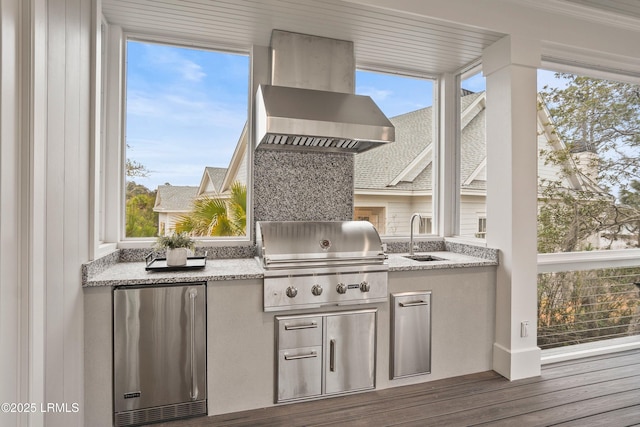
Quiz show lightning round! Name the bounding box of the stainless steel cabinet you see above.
[275,309,376,403]
[391,291,431,379]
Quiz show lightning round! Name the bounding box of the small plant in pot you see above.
[155,232,195,266]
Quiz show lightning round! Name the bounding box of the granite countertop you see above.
[83,251,497,287]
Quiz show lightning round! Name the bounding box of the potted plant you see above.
[155,232,195,266]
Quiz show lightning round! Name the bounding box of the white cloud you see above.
[358,86,393,100]
[179,61,206,82]
[143,44,206,83]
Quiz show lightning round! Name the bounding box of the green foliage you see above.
[125,183,158,237]
[537,74,640,252]
[154,232,195,251]
[540,73,640,192]
[175,182,247,237]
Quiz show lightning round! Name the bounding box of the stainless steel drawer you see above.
[276,315,322,349]
[277,346,322,401]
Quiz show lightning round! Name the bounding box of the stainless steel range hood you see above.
[256,85,394,153]
[255,30,395,154]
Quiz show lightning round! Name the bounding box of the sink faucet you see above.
[410,213,422,256]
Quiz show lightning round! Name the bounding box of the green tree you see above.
[538,74,640,252]
[125,182,158,237]
[540,74,640,191]
[175,182,246,237]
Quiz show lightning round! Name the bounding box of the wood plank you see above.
[158,349,640,427]
[400,375,640,426]
[473,390,640,427]
[554,405,640,427]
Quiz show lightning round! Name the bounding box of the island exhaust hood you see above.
[255,31,394,154]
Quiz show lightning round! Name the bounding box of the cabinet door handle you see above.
[399,300,429,307]
[284,322,318,331]
[284,351,317,361]
[329,339,336,372]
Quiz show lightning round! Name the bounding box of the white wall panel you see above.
[0,2,24,425]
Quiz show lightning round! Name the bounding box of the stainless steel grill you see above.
[257,221,388,312]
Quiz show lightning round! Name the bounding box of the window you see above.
[476,217,487,238]
[458,68,487,240]
[419,217,433,234]
[123,40,249,239]
[353,70,435,237]
[354,207,386,234]
[537,69,640,253]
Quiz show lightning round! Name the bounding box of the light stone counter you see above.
[84,257,264,287]
[83,250,497,287]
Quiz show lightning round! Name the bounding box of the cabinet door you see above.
[391,292,431,379]
[324,311,376,395]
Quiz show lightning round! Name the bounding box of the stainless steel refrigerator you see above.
[113,283,207,427]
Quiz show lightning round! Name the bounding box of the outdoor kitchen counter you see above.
[82,251,497,287]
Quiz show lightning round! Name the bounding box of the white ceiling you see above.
[101,0,640,77]
[561,0,640,20]
[101,0,505,77]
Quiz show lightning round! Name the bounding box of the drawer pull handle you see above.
[284,322,318,330]
[399,300,429,307]
[284,352,317,361]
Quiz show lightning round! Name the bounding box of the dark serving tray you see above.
[145,251,208,272]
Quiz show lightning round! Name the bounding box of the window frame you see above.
[453,62,489,244]
[100,28,253,250]
[536,59,640,269]
[354,67,439,240]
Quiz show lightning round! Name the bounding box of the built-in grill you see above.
[257,221,389,312]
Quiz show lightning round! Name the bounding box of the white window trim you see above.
[100,27,254,250]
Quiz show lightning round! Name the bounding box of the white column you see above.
[484,35,541,380]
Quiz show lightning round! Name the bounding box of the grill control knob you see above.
[336,283,347,294]
[311,284,323,296]
[285,286,298,298]
[359,280,370,293]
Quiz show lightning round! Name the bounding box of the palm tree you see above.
[175,182,247,236]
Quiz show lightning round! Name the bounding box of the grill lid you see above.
[256,221,386,269]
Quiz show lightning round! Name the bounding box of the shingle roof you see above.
[355,106,434,190]
[355,92,486,191]
[153,185,198,212]
[203,167,227,194]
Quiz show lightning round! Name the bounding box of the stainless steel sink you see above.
[403,254,445,262]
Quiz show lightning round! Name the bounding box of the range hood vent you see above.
[255,30,395,154]
[256,84,395,154]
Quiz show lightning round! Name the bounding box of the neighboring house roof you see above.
[355,91,601,195]
[155,121,249,215]
[355,91,485,193]
[354,106,434,191]
[197,167,228,196]
[153,185,198,212]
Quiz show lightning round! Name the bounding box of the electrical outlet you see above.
[520,321,529,338]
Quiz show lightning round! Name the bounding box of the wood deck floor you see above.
[160,348,640,427]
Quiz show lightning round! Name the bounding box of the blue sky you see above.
[126,41,564,190]
[126,41,249,190]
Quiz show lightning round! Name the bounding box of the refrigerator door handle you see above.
[189,288,199,401]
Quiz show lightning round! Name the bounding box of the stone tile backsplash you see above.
[253,149,353,222]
